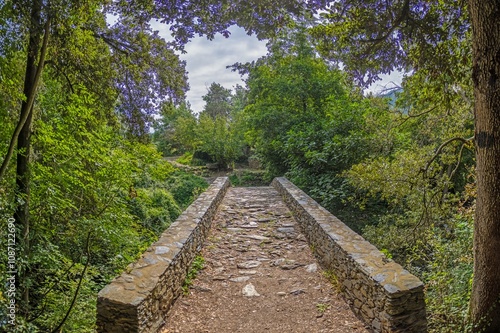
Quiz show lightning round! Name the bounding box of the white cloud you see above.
[150,23,268,113]
[366,72,404,95]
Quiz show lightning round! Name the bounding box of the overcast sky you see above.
[150,23,268,113]
[149,22,402,113]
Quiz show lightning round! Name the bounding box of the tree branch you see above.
[51,232,92,333]
[94,32,138,55]
[422,136,474,175]
[394,106,437,127]
[449,139,471,181]
[45,60,75,93]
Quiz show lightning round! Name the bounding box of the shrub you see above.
[165,171,209,209]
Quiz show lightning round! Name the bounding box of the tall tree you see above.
[201,82,232,119]
[10,0,48,314]
[468,1,500,331]
[239,28,364,179]
[312,1,500,331]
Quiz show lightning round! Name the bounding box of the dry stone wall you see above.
[96,177,230,333]
[272,177,427,333]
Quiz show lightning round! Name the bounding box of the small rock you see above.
[240,225,258,229]
[277,292,287,296]
[305,263,318,273]
[272,259,303,270]
[229,276,251,283]
[154,246,170,255]
[242,283,260,297]
[290,289,306,295]
[227,228,244,232]
[277,227,295,233]
[237,260,262,269]
[239,270,257,275]
[235,247,249,252]
[240,234,270,241]
[192,285,212,292]
[281,262,303,270]
[271,258,285,266]
[124,276,134,282]
[296,234,307,242]
[212,276,227,281]
[214,267,225,274]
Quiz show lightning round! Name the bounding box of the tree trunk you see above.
[15,0,43,317]
[469,1,500,332]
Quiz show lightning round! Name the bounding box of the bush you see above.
[176,152,193,165]
[165,171,209,208]
[229,170,268,187]
[128,188,181,234]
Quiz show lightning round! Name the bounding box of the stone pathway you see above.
[160,187,370,333]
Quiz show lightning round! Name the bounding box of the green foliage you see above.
[0,75,207,331]
[241,28,374,225]
[153,102,196,156]
[164,171,209,209]
[306,11,476,331]
[228,170,267,187]
[196,113,245,168]
[323,270,342,293]
[128,188,181,234]
[342,67,474,331]
[0,1,481,331]
[311,1,469,87]
[316,303,330,313]
[155,83,248,168]
[176,151,193,165]
[201,82,232,119]
[424,216,473,332]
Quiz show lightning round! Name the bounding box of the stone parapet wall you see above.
[97,177,230,333]
[272,177,427,332]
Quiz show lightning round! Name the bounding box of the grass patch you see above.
[182,255,205,294]
[316,303,330,313]
[323,270,343,293]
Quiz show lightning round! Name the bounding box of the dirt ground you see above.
[160,187,371,333]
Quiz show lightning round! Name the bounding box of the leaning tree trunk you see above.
[469,1,500,332]
[14,0,44,317]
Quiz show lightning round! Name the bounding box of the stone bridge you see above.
[97,178,427,333]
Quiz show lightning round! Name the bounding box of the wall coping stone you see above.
[97,177,230,333]
[272,177,427,332]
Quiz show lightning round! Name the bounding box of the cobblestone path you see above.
[161,187,369,333]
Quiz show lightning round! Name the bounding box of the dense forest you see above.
[1,1,500,332]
